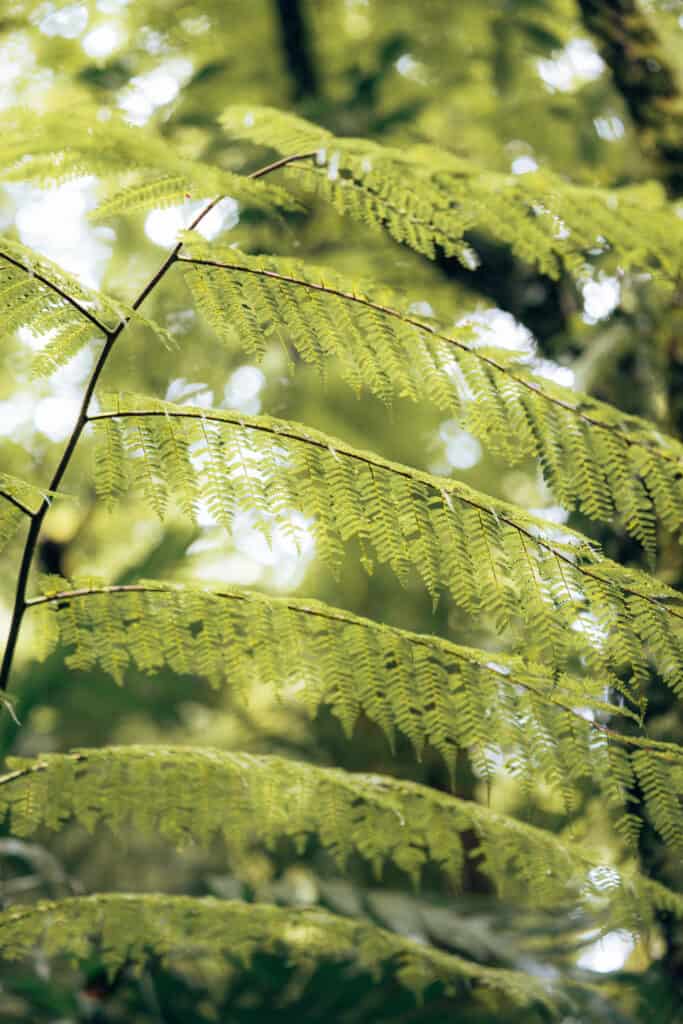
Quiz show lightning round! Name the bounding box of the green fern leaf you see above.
[88,394,683,699]
[0,892,577,1012]
[179,240,683,554]
[220,106,682,279]
[0,744,677,933]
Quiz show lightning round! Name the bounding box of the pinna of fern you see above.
[219,105,683,279]
[178,236,683,561]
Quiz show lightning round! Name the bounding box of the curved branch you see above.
[0,489,34,519]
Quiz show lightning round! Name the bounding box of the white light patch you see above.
[511,155,539,175]
[407,300,434,318]
[537,38,605,93]
[0,393,34,437]
[223,365,265,415]
[532,358,575,388]
[9,178,113,289]
[144,197,238,248]
[97,0,129,11]
[0,35,40,111]
[582,275,620,323]
[237,510,316,590]
[594,115,625,142]
[82,24,122,58]
[462,308,534,355]
[192,509,316,590]
[37,3,88,37]
[577,930,634,974]
[439,421,482,470]
[394,53,426,83]
[165,378,213,407]
[118,59,193,125]
[528,504,569,525]
[34,396,81,441]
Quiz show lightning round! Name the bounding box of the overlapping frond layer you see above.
[180,242,683,555]
[0,109,299,219]
[25,579,683,851]
[220,106,682,278]
[0,472,52,553]
[2,745,681,933]
[88,394,683,699]
[0,893,564,1011]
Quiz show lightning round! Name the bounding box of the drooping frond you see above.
[220,106,682,278]
[0,473,54,552]
[0,892,575,1012]
[180,240,683,556]
[88,394,683,700]
[25,578,683,851]
[0,108,300,219]
[2,745,681,933]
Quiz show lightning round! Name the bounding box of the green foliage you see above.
[0,108,299,217]
[2,93,683,1020]
[2,745,683,937]
[220,106,683,277]
[181,237,683,556]
[87,392,683,704]
[0,473,54,552]
[0,893,566,1012]
[24,577,683,857]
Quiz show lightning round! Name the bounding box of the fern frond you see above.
[0,109,299,218]
[88,394,683,699]
[220,106,682,278]
[1,744,678,933]
[89,174,202,222]
[180,242,683,555]
[0,892,576,1012]
[25,578,683,850]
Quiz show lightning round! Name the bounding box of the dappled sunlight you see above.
[577,930,635,974]
[537,38,604,92]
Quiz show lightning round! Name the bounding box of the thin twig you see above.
[0,152,313,692]
[0,489,35,519]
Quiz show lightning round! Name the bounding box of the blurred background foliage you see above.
[0,0,683,1020]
